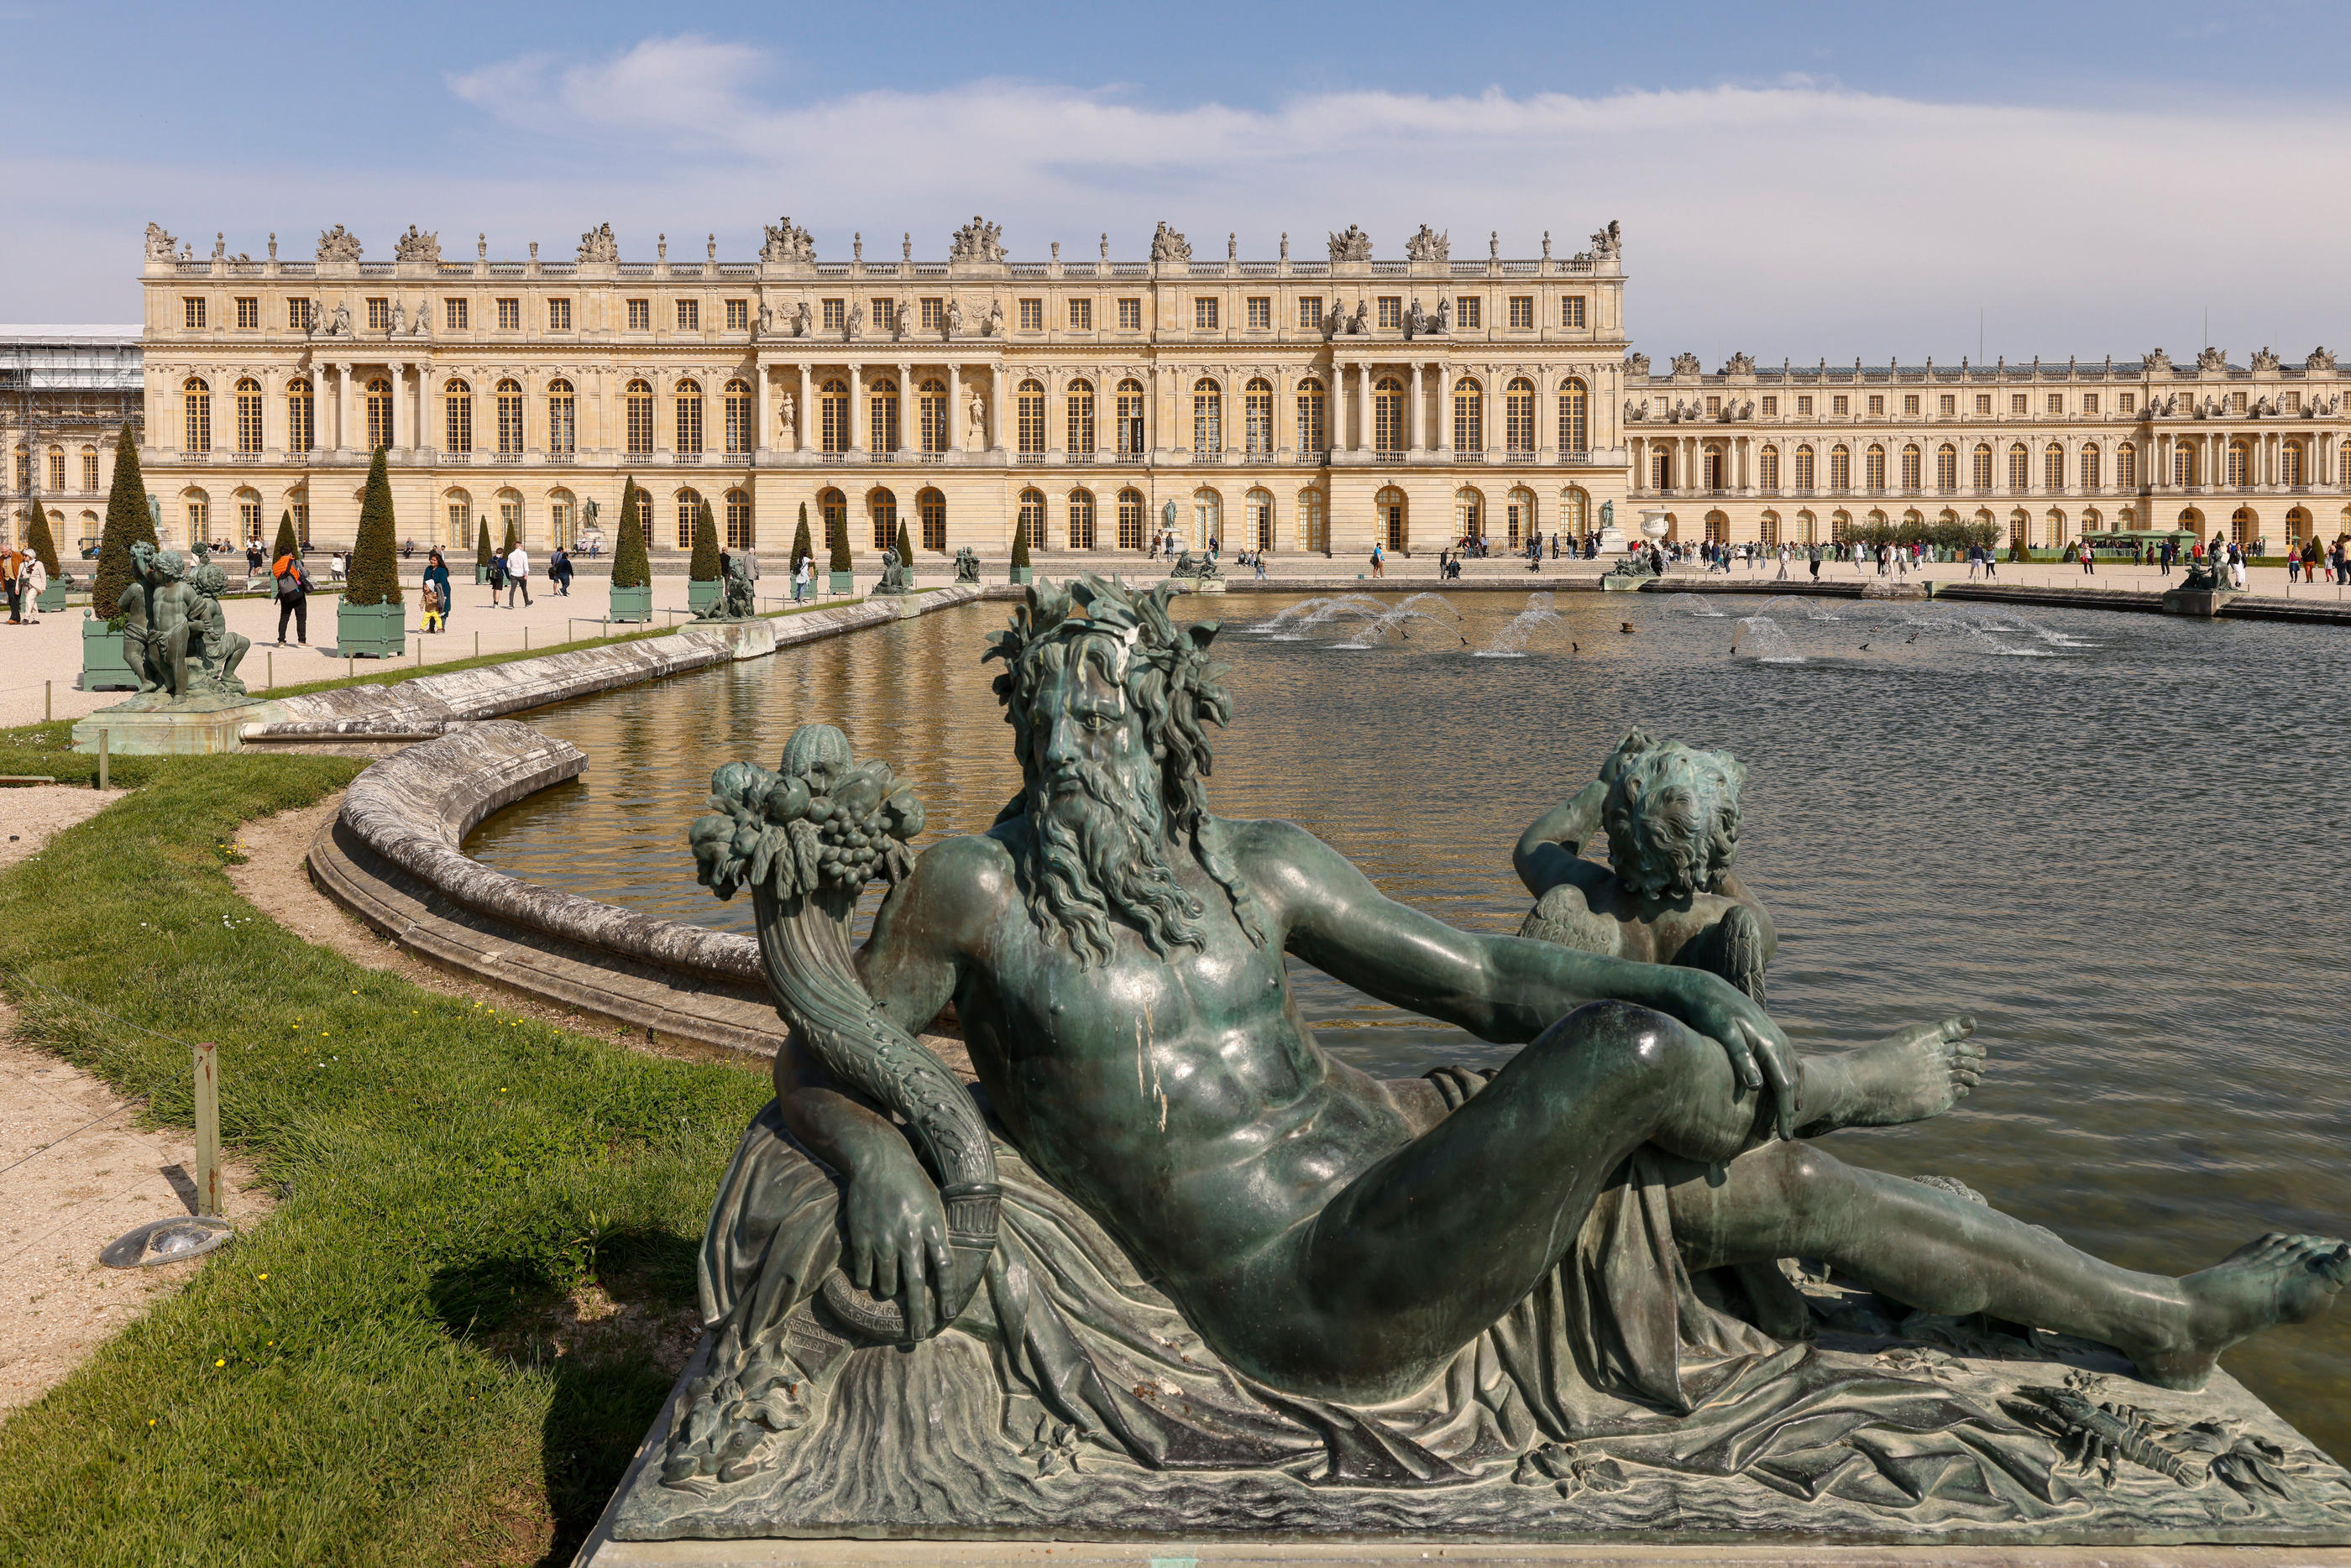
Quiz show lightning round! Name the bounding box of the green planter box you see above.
[609,583,653,623]
[81,614,139,691]
[687,578,721,614]
[1009,566,1034,585]
[336,598,406,659]
[37,579,68,614]
[829,570,854,595]
[475,564,490,584]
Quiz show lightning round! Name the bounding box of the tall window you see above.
[446,492,471,548]
[2117,442,2136,488]
[867,379,898,454]
[1116,379,1146,455]
[496,379,524,455]
[1191,379,1222,454]
[1017,488,1046,549]
[549,491,575,547]
[1118,298,1142,332]
[186,494,209,543]
[1068,489,1097,548]
[818,487,846,551]
[1504,378,1535,454]
[1973,444,1993,491]
[444,298,468,332]
[2227,438,2250,488]
[626,379,654,455]
[2282,442,2303,486]
[720,489,752,549]
[183,297,206,329]
[234,379,264,454]
[1244,379,1273,455]
[919,489,945,551]
[919,380,948,453]
[2045,442,2066,491]
[497,297,521,330]
[676,379,705,456]
[1193,489,1223,547]
[1759,446,1779,490]
[870,489,897,551]
[724,380,751,454]
[1508,295,1534,330]
[1829,445,1851,491]
[367,379,393,452]
[2173,444,2195,487]
[1937,444,1957,493]
[1247,489,1274,549]
[1864,444,1885,492]
[1374,379,1404,453]
[1118,489,1145,549]
[238,494,261,541]
[626,299,651,331]
[45,447,64,491]
[1452,379,1483,452]
[1558,378,1589,452]
[287,379,314,453]
[548,298,572,331]
[820,380,849,452]
[1298,488,1327,552]
[444,379,474,454]
[2008,444,2029,490]
[1900,444,1920,492]
[1018,299,1043,332]
[1793,445,1815,490]
[1017,379,1046,455]
[1562,295,1586,328]
[367,298,390,332]
[1245,297,1270,331]
[547,379,575,456]
[676,489,703,549]
[2082,443,2101,491]
[1193,298,1218,331]
[81,445,99,490]
[1296,379,1327,454]
[677,299,699,331]
[1298,297,1324,332]
[288,298,313,331]
[182,378,211,451]
[1066,379,1096,456]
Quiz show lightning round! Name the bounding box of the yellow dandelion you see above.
[214,1358,225,1367]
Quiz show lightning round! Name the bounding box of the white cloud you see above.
[15,44,2351,362]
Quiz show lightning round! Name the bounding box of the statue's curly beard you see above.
[1022,754,1205,966]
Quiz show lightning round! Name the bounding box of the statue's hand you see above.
[840,1153,956,1340]
[1669,970,1799,1142]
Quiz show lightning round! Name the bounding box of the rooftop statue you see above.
[762,217,814,264]
[392,224,439,264]
[1404,223,1449,264]
[1327,224,1372,264]
[949,216,1007,264]
[649,578,2351,1540]
[1149,222,1191,265]
[316,224,363,264]
[578,222,620,264]
[144,222,179,263]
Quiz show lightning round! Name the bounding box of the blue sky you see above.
[9,1,2348,361]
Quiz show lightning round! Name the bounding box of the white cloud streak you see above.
[15,37,2351,361]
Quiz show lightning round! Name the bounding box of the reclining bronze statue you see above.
[643,576,2351,1544]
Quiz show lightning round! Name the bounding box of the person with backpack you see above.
[273,547,312,645]
[422,549,453,631]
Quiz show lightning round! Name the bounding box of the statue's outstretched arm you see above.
[1511,780,1606,899]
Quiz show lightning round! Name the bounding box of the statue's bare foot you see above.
[2134,1233,2351,1390]
[1836,1016,1982,1127]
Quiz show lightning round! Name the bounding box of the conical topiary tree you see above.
[92,423,158,621]
[500,513,518,554]
[24,501,60,579]
[345,447,401,606]
[272,510,299,568]
[689,499,720,580]
[790,502,813,573]
[610,477,650,588]
[893,517,914,569]
[1009,513,1032,571]
[827,500,851,574]
[475,517,493,573]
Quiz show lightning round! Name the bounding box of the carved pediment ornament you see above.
[316,224,363,264]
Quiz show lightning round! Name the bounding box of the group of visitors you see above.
[2286,536,2349,584]
[0,548,47,624]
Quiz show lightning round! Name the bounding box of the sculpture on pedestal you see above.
[952,546,982,584]
[692,554,758,621]
[873,545,914,596]
[634,578,2351,1544]
[113,543,250,705]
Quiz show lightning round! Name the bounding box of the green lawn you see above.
[0,745,769,1566]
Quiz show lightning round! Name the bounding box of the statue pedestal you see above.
[2160,588,2235,619]
[71,694,273,755]
[1595,525,1628,554]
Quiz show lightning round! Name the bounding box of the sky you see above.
[7,0,2348,363]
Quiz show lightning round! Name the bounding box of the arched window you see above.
[1558,378,1589,452]
[2007,442,2029,491]
[674,379,704,456]
[1899,443,1920,493]
[1864,443,1885,492]
[443,379,474,454]
[1504,379,1536,455]
[2081,442,2101,491]
[79,444,99,491]
[1452,378,1484,452]
[870,487,898,551]
[495,487,522,547]
[234,489,260,542]
[1116,379,1146,457]
[366,379,394,452]
[919,379,949,454]
[1973,444,1993,491]
[234,378,264,454]
[1560,486,1589,535]
[547,379,575,457]
[1016,379,1046,456]
[1373,378,1404,453]
[495,379,524,455]
[2227,437,2251,489]
[632,483,654,545]
[1298,488,1327,552]
[626,379,654,455]
[820,380,850,454]
[918,488,945,551]
[1829,444,1851,491]
[1192,487,1222,548]
[1759,445,1780,491]
[1244,378,1273,456]
[1296,379,1327,455]
[1506,485,1536,548]
[45,445,65,492]
[725,488,753,549]
[1068,489,1097,549]
[1705,510,1729,544]
[1066,379,1096,457]
[1936,443,1957,493]
[181,489,210,545]
[1017,487,1047,549]
[182,378,211,452]
[724,379,752,455]
[1793,444,1815,490]
[817,486,846,550]
[2229,506,2254,544]
[1375,485,1407,550]
[548,488,577,549]
[2282,442,2304,487]
[676,488,704,550]
[1458,486,1486,541]
[2045,442,2066,492]
[1191,379,1222,454]
[1116,487,1145,550]
[287,379,314,454]
[2117,441,2135,489]
[444,488,473,549]
[1759,510,1780,546]
[867,378,898,454]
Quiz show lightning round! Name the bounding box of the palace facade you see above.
[39,217,2351,563]
[2,326,144,556]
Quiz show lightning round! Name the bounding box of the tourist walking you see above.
[794,554,813,603]
[1369,540,1385,578]
[422,549,453,630]
[0,547,22,625]
[273,546,312,645]
[485,548,507,604]
[550,546,573,596]
[17,551,43,622]
[505,541,532,607]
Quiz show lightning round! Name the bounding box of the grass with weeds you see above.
[0,749,770,1565]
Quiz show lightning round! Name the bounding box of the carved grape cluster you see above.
[690,728,924,902]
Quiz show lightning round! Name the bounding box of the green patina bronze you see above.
[644,574,2351,1542]
[690,553,759,622]
[109,541,253,707]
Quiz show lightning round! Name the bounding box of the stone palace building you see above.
[18,217,2348,561]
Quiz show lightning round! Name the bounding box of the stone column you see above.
[1409,363,1425,453]
[897,362,914,455]
[849,364,865,453]
[794,363,810,452]
[335,363,353,453]
[754,364,771,458]
[945,363,961,453]
[989,363,1003,452]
